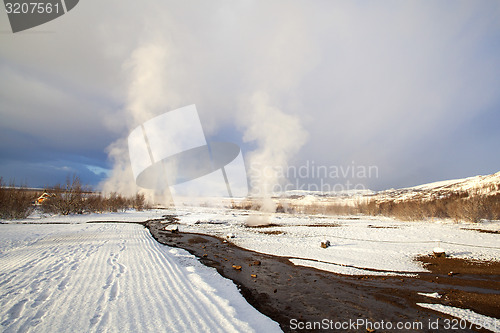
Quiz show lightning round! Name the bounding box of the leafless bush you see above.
[229,190,499,222]
[133,193,147,211]
[0,175,155,218]
[42,176,87,215]
[104,192,130,212]
[446,192,489,223]
[357,199,379,216]
[85,193,107,213]
[288,202,358,216]
[324,203,358,216]
[357,191,499,223]
[40,176,151,215]
[231,200,262,211]
[0,179,37,219]
[485,193,500,220]
[276,202,295,214]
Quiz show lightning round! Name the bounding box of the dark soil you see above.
[460,228,500,235]
[146,219,499,333]
[415,255,500,319]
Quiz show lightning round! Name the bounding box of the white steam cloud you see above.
[242,92,308,225]
[101,4,314,210]
[101,39,180,204]
[94,1,500,207]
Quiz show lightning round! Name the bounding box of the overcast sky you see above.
[1,0,499,191]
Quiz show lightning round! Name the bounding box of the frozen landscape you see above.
[172,206,500,275]
[0,220,280,332]
[2,1,500,331]
[1,205,499,332]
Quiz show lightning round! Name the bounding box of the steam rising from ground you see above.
[100,2,497,215]
[243,92,308,225]
[101,6,312,210]
[101,41,178,205]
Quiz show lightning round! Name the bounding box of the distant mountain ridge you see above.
[278,172,500,222]
[281,171,500,202]
[372,171,500,203]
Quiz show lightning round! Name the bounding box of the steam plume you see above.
[101,39,179,205]
[243,91,308,225]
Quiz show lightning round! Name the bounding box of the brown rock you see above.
[433,251,445,258]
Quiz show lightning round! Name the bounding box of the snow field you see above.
[173,206,500,275]
[3,208,498,331]
[0,223,281,333]
[6,207,500,275]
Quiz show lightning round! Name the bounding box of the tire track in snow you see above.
[138,227,250,332]
[0,225,109,331]
[132,230,193,332]
[0,223,280,333]
[0,237,69,328]
[146,240,219,330]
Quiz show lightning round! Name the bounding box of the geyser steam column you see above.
[128,105,248,205]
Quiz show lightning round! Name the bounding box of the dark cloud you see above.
[0,158,108,188]
[1,0,499,190]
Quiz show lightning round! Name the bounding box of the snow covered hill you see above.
[0,223,281,333]
[373,171,500,203]
[279,171,500,206]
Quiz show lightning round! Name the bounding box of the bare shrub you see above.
[85,193,106,213]
[294,202,358,216]
[231,200,262,211]
[0,179,36,219]
[41,176,150,215]
[357,189,498,223]
[484,193,500,220]
[133,193,148,211]
[324,203,357,216]
[42,176,87,215]
[358,199,379,216]
[105,192,130,212]
[276,202,295,214]
[446,192,488,223]
[1,174,157,218]
[230,189,499,222]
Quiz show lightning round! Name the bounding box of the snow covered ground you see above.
[2,207,499,331]
[7,207,500,276]
[0,221,281,332]
[170,206,500,275]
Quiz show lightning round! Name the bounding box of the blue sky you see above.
[1,0,499,192]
